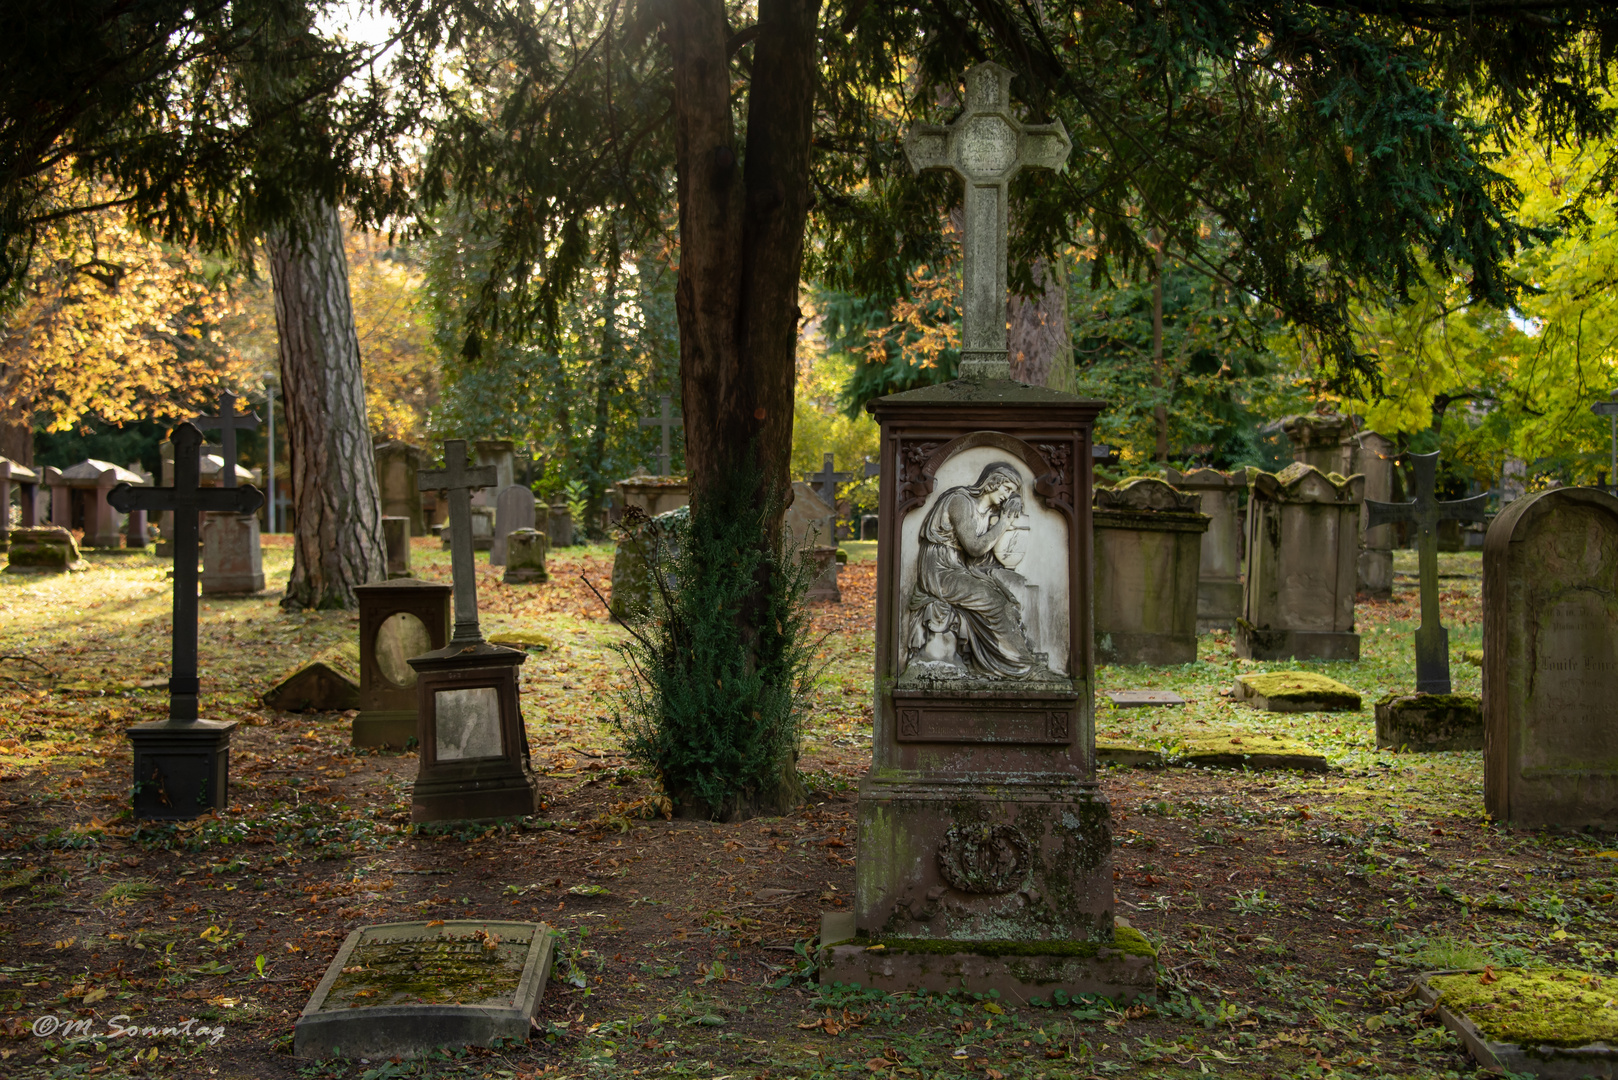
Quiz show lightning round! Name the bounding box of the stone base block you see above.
[200,571,265,594]
[1233,624,1359,661]
[1233,672,1361,713]
[1195,579,1243,633]
[127,718,237,820]
[411,769,541,823]
[352,710,417,749]
[819,913,1156,1003]
[501,567,548,584]
[1376,693,1483,751]
[1095,630,1195,666]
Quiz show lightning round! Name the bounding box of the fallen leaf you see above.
[82,987,107,1005]
[1480,965,1499,985]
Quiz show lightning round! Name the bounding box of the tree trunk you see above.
[586,226,622,526]
[669,0,820,517]
[267,200,386,609]
[1151,236,1169,462]
[1006,256,1074,392]
[0,410,31,466]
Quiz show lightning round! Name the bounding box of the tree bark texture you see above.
[1151,237,1169,461]
[267,200,386,609]
[669,0,821,516]
[1007,256,1075,392]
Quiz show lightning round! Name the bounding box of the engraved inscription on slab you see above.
[376,612,432,688]
[958,115,1017,176]
[434,687,504,760]
[320,924,535,1012]
[895,702,1073,744]
[898,447,1070,683]
[1524,591,1618,776]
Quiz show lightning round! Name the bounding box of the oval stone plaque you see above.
[376,612,432,688]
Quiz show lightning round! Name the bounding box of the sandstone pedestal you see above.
[374,441,426,536]
[128,718,237,818]
[503,528,549,584]
[1093,478,1207,664]
[354,580,450,748]
[1484,488,1618,829]
[200,512,265,594]
[1283,412,1355,476]
[1166,468,1244,631]
[1235,463,1362,661]
[1375,693,1482,751]
[3,525,87,574]
[408,642,540,822]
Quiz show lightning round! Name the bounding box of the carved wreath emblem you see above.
[937,823,1032,894]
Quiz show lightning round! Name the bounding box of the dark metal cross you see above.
[192,391,260,489]
[419,440,498,645]
[107,423,264,721]
[805,453,853,504]
[1366,452,1489,693]
[638,395,683,476]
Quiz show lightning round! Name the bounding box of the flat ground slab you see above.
[1106,690,1186,707]
[1233,671,1362,712]
[1098,729,1328,772]
[1419,968,1618,1078]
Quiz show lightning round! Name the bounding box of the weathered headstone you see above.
[382,515,412,578]
[0,456,40,551]
[859,514,878,541]
[51,460,146,548]
[1484,487,1618,829]
[200,512,265,594]
[411,440,541,822]
[823,62,1153,1002]
[1367,452,1488,693]
[1165,468,1243,631]
[294,920,555,1059]
[1353,431,1397,597]
[786,481,840,602]
[1375,694,1482,751]
[638,394,684,476]
[609,506,686,620]
[503,528,549,584]
[374,440,426,535]
[546,503,574,547]
[1092,477,1207,664]
[107,423,263,819]
[616,475,689,518]
[1232,671,1361,713]
[489,485,536,566]
[353,580,451,748]
[1235,463,1363,661]
[2,525,87,574]
[1282,412,1355,476]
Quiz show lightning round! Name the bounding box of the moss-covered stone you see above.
[1170,731,1329,772]
[1233,671,1361,712]
[861,925,1157,960]
[1429,968,1618,1048]
[1375,693,1483,752]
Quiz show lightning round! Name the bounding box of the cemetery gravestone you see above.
[353,579,451,748]
[107,423,263,819]
[412,440,541,822]
[1165,468,1244,631]
[0,456,40,551]
[1283,412,1355,476]
[489,485,536,566]
[786,481,840,602]
[638,395,684,476]
[194,393,266,593]
[374,440,426,535]
[294,920,555,1059]
[546,503,574,548]
[3,526,87,574]
[383,515,412,578]
[1484,487,1618,829]
[1354,431,1397,597]
[612,477,691,616]
[1092,477,1207,664]
[503,528,549,584]
[823,61,1153,1002]
[609,507,686,620]
[1236,463,1363,661]
[56,460,146,548]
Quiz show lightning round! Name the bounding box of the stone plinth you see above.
[1484,488,1618,829]
[374,441,426,536]
[546,503,574,547]
[1376,693,1482,751]
[1353,432,1396,597]
[408,641,540,822]
[200,512,265,594]
[1166,468,1244,631]
[128,718,237,819]
[354,580,451,748]
[503,528,549,584]
[610,506,686,620]
[1235,463,1363,661]
[1233,671,1361,712]
[1282,413,1355,476]
[383,516,412,578]
[3,525,87,573]
[294,920,555,1059]
[442,506,495,551]
[1093,477,1207,664]
[0,457,41,551]
[615,475,689,518]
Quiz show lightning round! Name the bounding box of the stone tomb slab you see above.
[1105,690,1186,708]
[1417,968,1618,1079]
[295,920,554,1059]
[1375,693,1483,751]
[1172,731,1328,773]
[1232,671,1361,713]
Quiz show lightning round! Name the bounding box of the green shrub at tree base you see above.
[608,462,819,822]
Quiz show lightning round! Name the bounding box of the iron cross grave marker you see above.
[1366,451,1489,693]
[804,453,852,505]
[904,61,1070,381]
[193,391,260,489]
[419,440,498,645]
[638,395,683,477]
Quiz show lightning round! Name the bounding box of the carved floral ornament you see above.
[894,431,1078,517]
[937,823,1032,894]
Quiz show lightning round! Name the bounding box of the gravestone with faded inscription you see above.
[787,480,840,602]
[822,62,1152,1002]
[353,579,450,748]
[1353,431,1397,597]
[503,529,549,584]
[1484,487,1618,829]
[294,920,555,1058]
[1165,468,1243,631]
[374,440,426,535]
[1235,463,1363,661]
[489,484,536,566]
[1092,477,1208,665]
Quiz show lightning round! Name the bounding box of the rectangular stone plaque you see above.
[294,920,554,1059]
[434,687,504,760]
[892,691,1076,744]
[1105,690,1186,708]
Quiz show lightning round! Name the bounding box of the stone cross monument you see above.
[192,391,260,488]
[1367,452,1489,693]
[904,62,1070,380]
[803,453,851,505]
[107,423,263,818]
[638,395,683,476]
[419,441,498,645]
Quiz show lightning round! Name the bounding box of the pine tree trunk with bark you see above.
[1007,256,1074,392]
[267,200,386,609]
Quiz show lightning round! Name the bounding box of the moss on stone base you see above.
[1429,968,1618,1048]
[1375,692,1480,710]
[865,926,1157,961]
[1235,671,1360,709]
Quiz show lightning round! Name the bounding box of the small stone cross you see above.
[419,440,499,645]
[805,453,852,504]
[192,391,260,489]
[107,423,264,721]
[638,395,683,476]
[904,62,1070,381]
[1366,452,1489,693]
